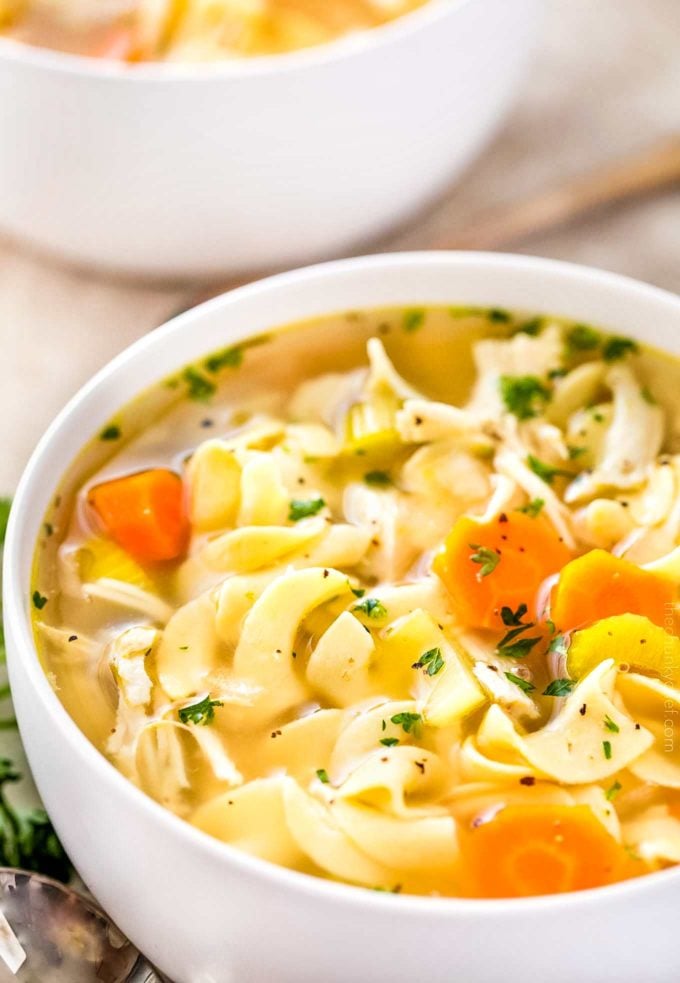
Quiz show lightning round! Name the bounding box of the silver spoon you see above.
[0,869,163,982]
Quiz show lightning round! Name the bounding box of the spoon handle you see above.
[435,135,680,251]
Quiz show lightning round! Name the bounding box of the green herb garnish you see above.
[289,497,325,521]
[363,471,392,488]
[504,672,536,694]
[515,317,543,336]
[204,346,244,373]
[316,768,330,784]
[518,498,545,517]
[469,544,501,578]
[350,586,366,598]
[640,386,656,405]
[390,712,423,736]
[567,444,587,460]
[527,455,571,485]
[566,324,601,352]
[499,375,551,420]
[403,309,425,332]
[99,424,121,441]
[543,678,575,697]
[606,781,622,801]
[353,597,388,620]
[183,366,216,403]
[602,336,639,362]
[380,737,400,747]
[32,591,47,610]
[498,636,542,659]
[603,740,612,760]
[178,696,223,726]
[501,603,529,627]
[488,308,511,323]
[604,715,620,734]
[412,647,445,676]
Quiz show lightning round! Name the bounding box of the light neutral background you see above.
[1,0,678,494]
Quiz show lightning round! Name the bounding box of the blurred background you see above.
[0,0,678,492]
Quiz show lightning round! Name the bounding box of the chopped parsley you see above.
[363,470,392,488]
[412,647,445,676]
[183,366,216,403]
[390,712,423,736]
[603,740,613,760]
[178,696,223,726]
[602,336,639,362]
[518,497,545,517]
[498,635,541,659]
[488,308,511,323]
[403,308,425,332]
[604,715,620,734]
[514,317,543,336]
[527,455,571,485]
[606,781,622,801]
[567,444,587,460]
[99,424,121,441]
[32,591,47,610]
[289,497,325,521]
[204,346,244,373]
[543,678,575,698]
[316,768,330,784]
[380,737,400,747]
[566,324,601,352]
[469,544,500,578]
[353,597,388,620]
[350,586,366,598]
[499,375,551,420]
[501,603,529,627]
[504,671,536,694]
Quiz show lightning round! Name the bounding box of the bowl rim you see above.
[0,0,465,81]
[5,250,680,919]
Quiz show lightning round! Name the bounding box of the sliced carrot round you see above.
[551,549,677,634]
[462,804,631,898]
[88,468,188,565]
[433,512,572,630]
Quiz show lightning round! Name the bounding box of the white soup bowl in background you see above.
[0,0,539,279]
[5,253,680,983]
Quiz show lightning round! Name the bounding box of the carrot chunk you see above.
[462,805,633,898]
[550,549,677,634]
[88,468,188,564]
[433,512,572,630]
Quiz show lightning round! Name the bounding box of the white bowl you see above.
[0,0,538,279]
[6,253,680,983]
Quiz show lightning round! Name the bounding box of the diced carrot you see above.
[550,549,677,634]
[433,512,572,630]
[462,805,634,898]
[88,468,188,564]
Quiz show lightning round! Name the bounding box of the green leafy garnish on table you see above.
[0,758,71,883]
[0,498,71,882]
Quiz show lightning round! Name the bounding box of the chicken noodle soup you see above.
[0,0,429,60]
[34,307,680,898]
